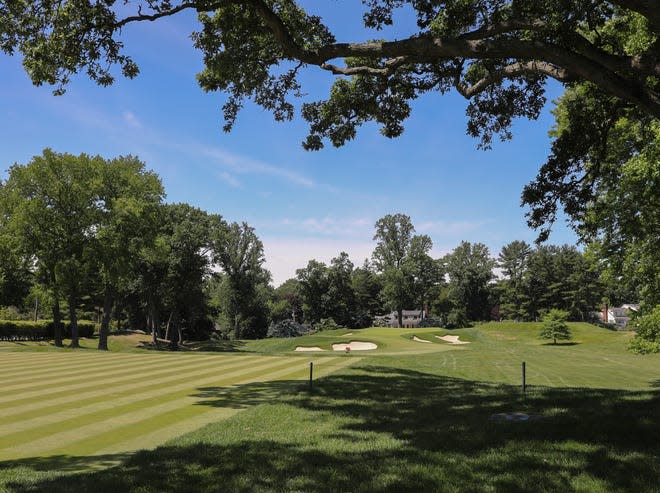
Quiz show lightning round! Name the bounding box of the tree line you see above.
[0,151,646,349]
[0,150,271,349]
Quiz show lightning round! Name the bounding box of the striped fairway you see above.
[0,352,357,461]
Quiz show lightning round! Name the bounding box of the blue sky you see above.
[0,2,577,285]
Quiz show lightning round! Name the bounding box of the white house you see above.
[600,303,639,329]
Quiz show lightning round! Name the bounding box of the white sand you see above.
[294,346,326,352]
[435,335,470,345]
[342,332,353,336]
[332,341,377,351]
[412,335,431,343]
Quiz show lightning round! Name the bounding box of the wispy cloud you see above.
[217,171,241,188]
[279,216,373,237]
[417,219,487,236]
[201,147,316,188]
[122,111,143,129]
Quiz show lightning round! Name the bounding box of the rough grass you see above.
[0,323,658,493]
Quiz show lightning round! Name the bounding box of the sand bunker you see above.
[332,341,377,351]
[412,335,432,343]
[294,346,326,352]
[342,332,353,336]
[435,335,470,345]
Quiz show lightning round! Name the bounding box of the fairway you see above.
[1,324,659,493]
[0,352,355,461]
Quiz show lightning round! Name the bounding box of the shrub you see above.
[446,309,470,329]
[629,306,660,354]
[315,318,342,331]
[0,306,31,321]
[418,317,443,328]
[0,320,49,340]
[0,320,96,340]
[267,319,310,338]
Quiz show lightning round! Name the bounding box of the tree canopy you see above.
[2,1,658,144]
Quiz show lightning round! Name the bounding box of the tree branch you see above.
[455,61,576,98]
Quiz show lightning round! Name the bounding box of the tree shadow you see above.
[1,453,132,474]
[3,366,659,492]
[135,339,247,352]
[540,341,580,346]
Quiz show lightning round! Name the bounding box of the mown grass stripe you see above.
[0,353,179,386]
[1,353,207,392]
[0,353,230,406]
[17,358,346,458]
[1,356,340,459]
[0,355,264,423]
[109,355,365,455]
[0,352,143,374]
[91,408,243,456]
[0,355,302,442]
[0,355,263,417]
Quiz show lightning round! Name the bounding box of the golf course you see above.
[0,323,658,492]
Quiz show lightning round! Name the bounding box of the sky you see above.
[0,2,577,286]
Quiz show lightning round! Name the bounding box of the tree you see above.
[93,156,164,350]
[2,1,658,144]
[326,252,356,328]
[525,83,659,310]
[443,241,495,321]
[521,245,603,321]
[0,150,106,347]
[212,221,271,339]
[271,278,303,323]
[540,309,572,345]
[629,305,660,354]
[497,240,532,320]
[296,259,331,326]
[351,261,385,325]
[372,214,433,327]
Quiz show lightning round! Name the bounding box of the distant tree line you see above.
[0,151,647,348]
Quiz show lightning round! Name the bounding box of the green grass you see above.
[1,322,659,492]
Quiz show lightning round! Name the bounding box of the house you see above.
[375,309,427,328]
[599,303,639,329]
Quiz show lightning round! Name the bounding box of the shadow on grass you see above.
[2,366,659,492]
[541,341,580,346]
[135,339,247,352]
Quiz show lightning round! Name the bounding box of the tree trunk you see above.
[97,287,114,351]
[69,296,79,348]
[169,310,179,351]
[52,294,63,347]
[397,308,403,329]
[164,310,173,341]
[151,303,160,348]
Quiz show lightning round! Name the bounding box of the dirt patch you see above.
[332,341,377,351]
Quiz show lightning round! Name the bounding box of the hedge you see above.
[0,320,96,341]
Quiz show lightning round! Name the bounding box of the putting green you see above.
[0,352,356,461]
